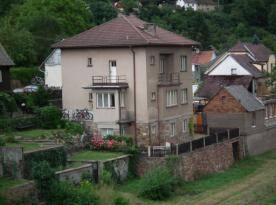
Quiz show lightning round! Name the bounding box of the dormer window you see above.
[231,68,237,75]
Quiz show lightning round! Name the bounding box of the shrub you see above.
[37,106,62,129]
[77,180,100,205]
[0,136,6,146]
[33,86,49,107]
[65,121,84,135]
[0,118,12,133]
[113,194,129,205]
[3,133,16,143]
[101,170,113,185]
[0,92,17,116]
[138,166,177,200]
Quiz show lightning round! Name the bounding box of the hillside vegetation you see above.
[0,0,276,67]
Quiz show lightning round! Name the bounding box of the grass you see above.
[13,129,62,139]
[70,150,125,161]
[0,178,27,193]
[6,142,43,151]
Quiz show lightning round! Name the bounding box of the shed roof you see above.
[225,85,265,112]
[52,14,199,49]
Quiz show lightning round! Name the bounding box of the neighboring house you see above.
[0,43,14,91]
[176,0,216,11]
[41,49,62,88]
[192,50,216,83]
[52,14,198,147]
[197,42,274,99]
[204,85,265,136]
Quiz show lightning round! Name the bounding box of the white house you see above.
[176,0,216,11]
[42,49,62,88]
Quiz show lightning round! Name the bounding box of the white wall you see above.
[208,56,252,76]
[45,65,62,88]
[176,0,197,10]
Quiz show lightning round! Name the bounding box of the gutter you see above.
[130,47,137,145]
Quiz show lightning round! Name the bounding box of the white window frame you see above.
[0,70,2,83]
[96,93,115,108]
[170,122,176,137]
[181,88,188,104]
[87,57,93,67]
[231,68,237,75]
[151,92,156,101]
[166,90,178,107]
[150,124,156,135]
[100,128,114,137]
[180,55,187,72]
[183,119,188,133]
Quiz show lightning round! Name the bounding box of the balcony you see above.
[158,73,180,86]
[90,75,129,89]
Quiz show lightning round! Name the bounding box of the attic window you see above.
[143,23,156,36]
[231,68,237,75]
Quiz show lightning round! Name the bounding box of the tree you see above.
[0,0,92,66]
[268,4,276,34]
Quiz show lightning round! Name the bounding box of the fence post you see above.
[203,137,206,147]
[148,146,151,157]
[216,133,218,144]
[176,144,179,156]
[190,140,193,152]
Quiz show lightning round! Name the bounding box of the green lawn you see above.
[13,129,63,139]
[6,142,43,151]
[0,178,27,193]
[70,150,124,161]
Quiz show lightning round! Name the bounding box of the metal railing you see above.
[158,73,180,84]
[92,75,127,85]
[147,128,240,157]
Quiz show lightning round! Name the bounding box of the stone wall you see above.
[0,147,23,178]
[245,126,276,155]
[56,163,97,184]
[102,155,130,182]
[136,140,238,181]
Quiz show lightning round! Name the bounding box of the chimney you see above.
[143,23,156,36]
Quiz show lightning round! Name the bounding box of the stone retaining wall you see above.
[136,139,239,181]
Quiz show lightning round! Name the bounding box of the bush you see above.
[0,118,12,133]
[0,92,17,116]
[10,67,43,85]
[138,166,177,200]
[65,121,84,135]
[33,86,49,107]
[0,136,6,146]
[77,180,100,205]
[37,106,62,129]
[113,194,129,205]
[3,133,16,143]
[101,170,113,185]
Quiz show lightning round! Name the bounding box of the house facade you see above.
[176,0,216,11]
[53,14,198,147]
[42,49,62,88]
[0,43,14,91]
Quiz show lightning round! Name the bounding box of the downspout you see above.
[157,85,161,145]
[130,47,137,145]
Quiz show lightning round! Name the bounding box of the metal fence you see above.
[147,128,239,157]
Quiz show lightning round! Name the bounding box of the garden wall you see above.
[137,139,239,181]
[0,147,23,178]
[245,126,276,155]
[55,163,98,184]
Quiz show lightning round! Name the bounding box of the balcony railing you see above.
[158,73,180,85]
[91,75,128,88]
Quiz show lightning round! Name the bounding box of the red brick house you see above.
[0,43,14,91]
[204,85,265,135]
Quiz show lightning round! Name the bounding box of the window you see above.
[89,92,93,102]
[183,119,188,133]
[120,126,126,135]
[87,58,92,67]
[181,89,188,104]
[180,55,187,72]
[159,58,165,73]
[120,91,125,107]
[100,128,114,137]
[170,122,176,137]
[150,124,156,135]
[231,68,237,75]
[0,70,2,83]
[97,93,115,108]
[151,92,156,101]
[150,56,155,65]
[252,112,256,128]
[166,90,178,107]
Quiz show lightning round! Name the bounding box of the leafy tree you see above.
[268,4,276,34]
[0,92,17,117]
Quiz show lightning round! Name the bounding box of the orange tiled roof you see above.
[192,50,214,65]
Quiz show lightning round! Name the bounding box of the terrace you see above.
[90,75,129,89]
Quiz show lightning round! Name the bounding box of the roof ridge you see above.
[120,15,150,44]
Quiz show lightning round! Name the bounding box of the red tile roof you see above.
[229,42,272,62]
[52,14,199,49]
[192,50,214,65]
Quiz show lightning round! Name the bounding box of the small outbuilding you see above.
[204,85,265,135]
[0,43,14,91]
